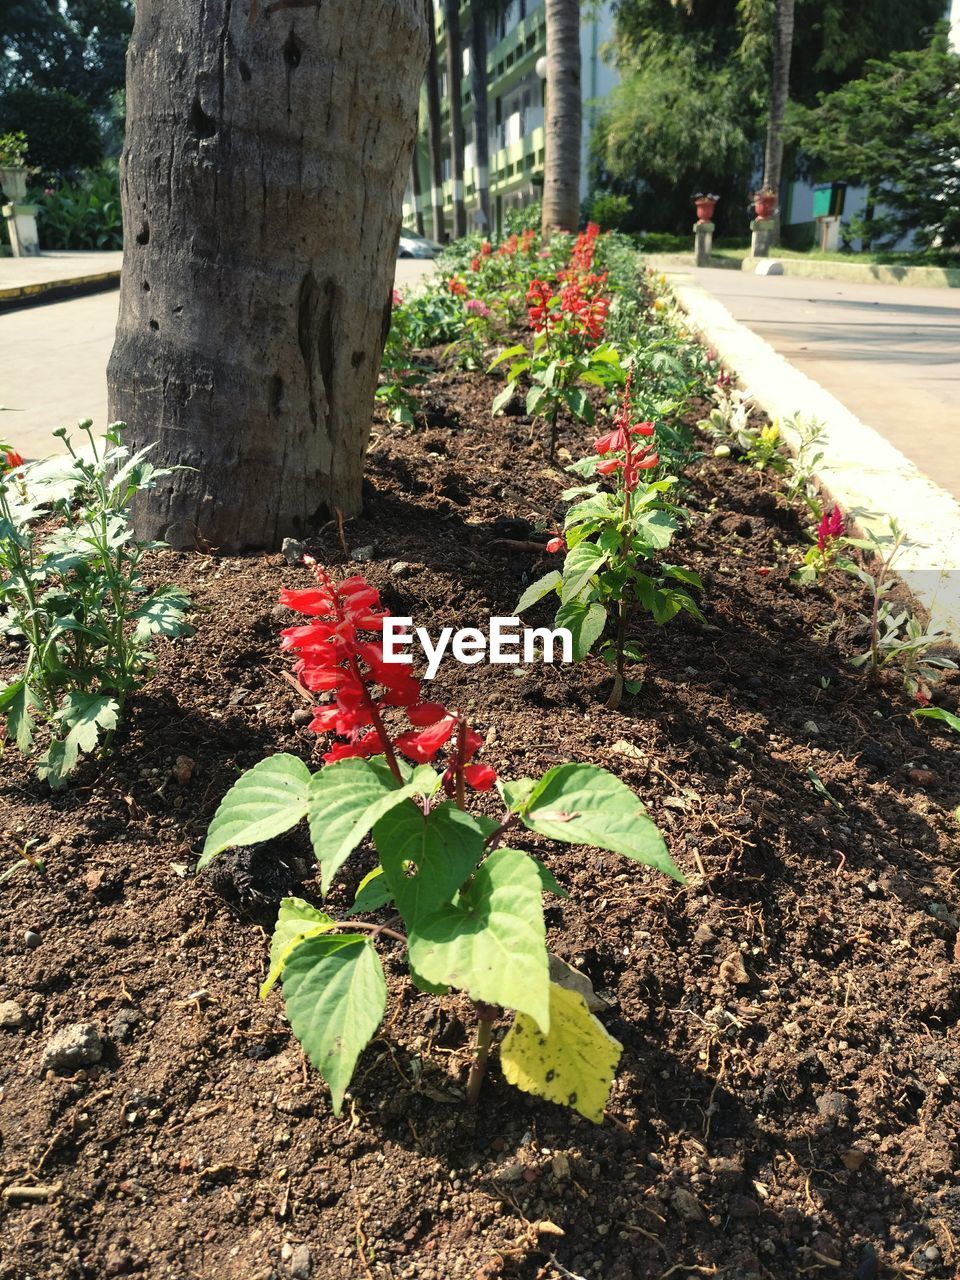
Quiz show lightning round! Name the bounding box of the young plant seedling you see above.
[200,562,683,1122]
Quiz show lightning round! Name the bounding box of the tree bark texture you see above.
[107,0,428,551]
[469,1,490,232]
[541,0,581,236]
[442,0,467,239]
[762,0,795,241]
[424,0,447,243]
[411,146,425,235]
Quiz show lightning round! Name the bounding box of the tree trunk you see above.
[443,0,467,239]
[411,146,426,236]
[424,0,447,243]
[541,0,582,236]
[470,1,490,233]
[107,0,427,551]
[761,0,795,245]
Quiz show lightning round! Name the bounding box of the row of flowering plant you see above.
[517,376,703,708]
[489,224,625,458]
[200,560,682,1121]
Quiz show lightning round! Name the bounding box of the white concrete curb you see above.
[670,276,960,641]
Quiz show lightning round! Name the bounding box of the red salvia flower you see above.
[447,277,468,297]
[281,562,496,793]
[3,450,24,470]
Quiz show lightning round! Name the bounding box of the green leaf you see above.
[346,866,395,916]
[521,764,683,882]
[491,380,518,416]
[261,896,337,998]
[498,777,538,812]
[1,680,40,754]
[563,388,594,424]
[199,753,312,869]
[556,599,607,660]
[308,757,436,894]
[516,571,562,613]
[54,691,119,754]
[130,588,193,641]
[373,801,487,928]
[915,706,960,734]
[37,739,77,788]
[635,509,678,551]
[526,384,550,417]
[488,343,528,370]
[406,847,550,1030]
[561,541,609,604]
[282,936,387,1115]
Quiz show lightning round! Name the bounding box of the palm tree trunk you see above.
[107,0,427,551]
[424,0,447,243]
[761,0,796,245]
[542,0,582,236]
[411,146,426,236]
[443,0,467,239]
[470,0,491,233]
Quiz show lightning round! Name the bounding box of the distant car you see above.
[398,228,441,259]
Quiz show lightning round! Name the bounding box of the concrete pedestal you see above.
[693,220,714,267]
[817,215,841,252]
[750,217,777,258]
[2,203,40,256]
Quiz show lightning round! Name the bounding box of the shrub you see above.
[35,164,122,251]
[0,86,102,182]
[584,190,632,232]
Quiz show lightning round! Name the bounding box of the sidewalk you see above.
[664,263,960,639]
[0,250,123,307]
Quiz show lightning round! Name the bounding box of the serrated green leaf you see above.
[407,847,549,1030]
[522,764,682,882]
[261,896,337,997]
[282,936,387,1115]
[498,776,538,812]
[561,541,609,604]
[37,738,77,788]
[1,680,40,753]
[199,753,312,869]
[308,757,435,894]
[346,866,395,916]
[635,509,678,550]
[131,586,193,642]
[373,801,487,928]
[516,571,562,613]
[54,692,119,755]
[556,599,607,660]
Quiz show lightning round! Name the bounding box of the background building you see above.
[404,1,618,236]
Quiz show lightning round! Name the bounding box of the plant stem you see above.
[465,1003,498,1106]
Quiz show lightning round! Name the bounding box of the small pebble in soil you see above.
[803,720,821,735]
[24,929,41,950]
[815,1091,852,1125]
[171,755,195,784]
[109,1009,140,1043]
[291,708,313,728]
[281,538,305,565]
[0,999,26,1029]
[670,1187,704,1222]
[390,561,413,577]
[42,1022,104,1072]
[349,545,375,562]
[289,1244,312,1278]
[728,1194,760,1219]
[908,768,936,787]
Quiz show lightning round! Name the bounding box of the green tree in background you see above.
[0,0,133,108]
[791,34,960,251]
[599,0,946,233]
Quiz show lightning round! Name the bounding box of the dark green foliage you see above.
[0,0,133,110]
[601,0,946,233]
[790,35,960,250]
[34,163,123,250]
[0,87,102,181]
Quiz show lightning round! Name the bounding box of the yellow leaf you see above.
[500,982,623,1124]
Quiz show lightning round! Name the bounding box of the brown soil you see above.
[1,354,959,1280]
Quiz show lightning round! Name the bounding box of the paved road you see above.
[1,258,437,460]
[662,262,960,501]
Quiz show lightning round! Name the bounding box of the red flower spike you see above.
[281,562,496,794]
[4,450,24,470]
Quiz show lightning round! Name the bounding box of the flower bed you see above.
[1,229,959,1280]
